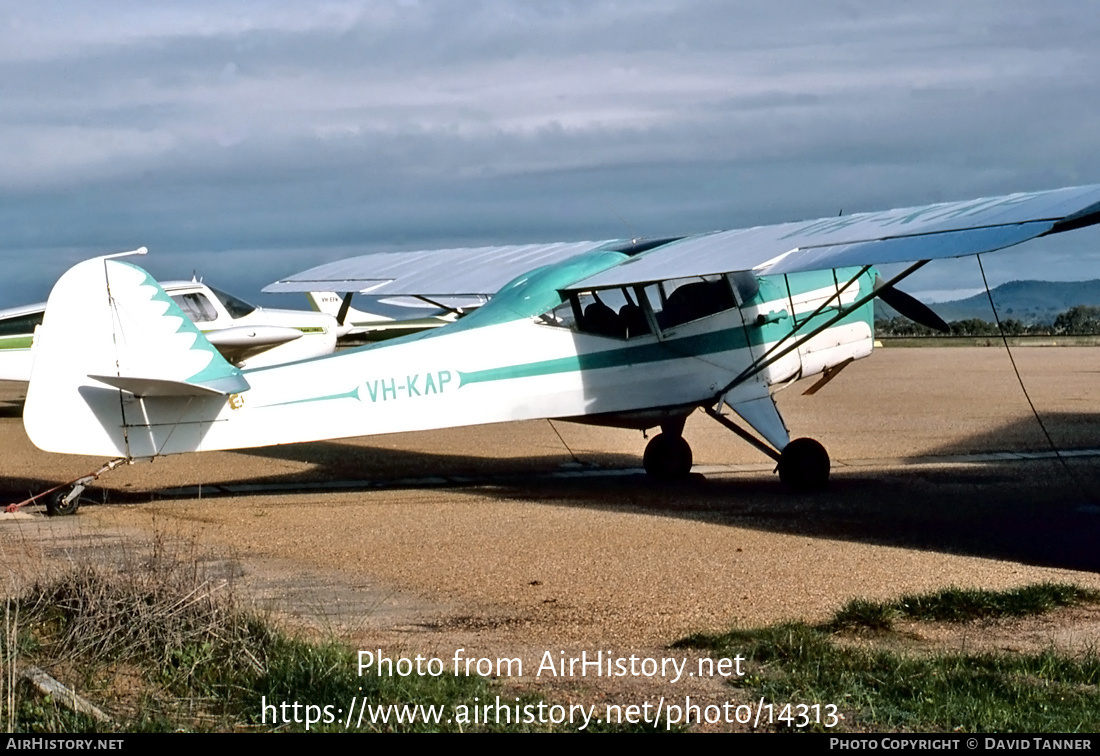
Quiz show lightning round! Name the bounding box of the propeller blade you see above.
[873,275,950,333]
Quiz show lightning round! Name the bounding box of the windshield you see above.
[208,286,257,318]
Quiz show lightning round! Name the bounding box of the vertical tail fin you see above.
[24,252,249,458]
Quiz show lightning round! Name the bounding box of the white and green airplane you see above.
[21,184,1100,514]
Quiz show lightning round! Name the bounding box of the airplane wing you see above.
[305,292,488,336]
[265,184,1100,297]
[569,183,1100,289]
[263,241,616,297]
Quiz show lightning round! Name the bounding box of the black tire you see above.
[45,489,81,516]
[777,438,830,491]
[643,433,693,479]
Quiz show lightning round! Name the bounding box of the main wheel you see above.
[643,433,693,480]
[777,438,830,491]
[45,488,82,516]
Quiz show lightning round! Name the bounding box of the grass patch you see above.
[828,584,1100,630]
[2,553,657,732]
[829,598,898,632]
[676,583,1100,732]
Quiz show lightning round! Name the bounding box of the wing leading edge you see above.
[264,184,1100,299]
[571,184,1100,290]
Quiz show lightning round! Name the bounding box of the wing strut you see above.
[336,293,354,326]
[703,405,782,462]
[723,264,872,389]
[414,295,468,316]
[714,260,931,399]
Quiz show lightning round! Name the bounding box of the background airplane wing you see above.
[568,184,1100,289]
[263,241,614,297]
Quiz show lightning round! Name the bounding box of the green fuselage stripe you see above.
[0,336,32,349]
[265,387,360,407]
[457,305,869,387]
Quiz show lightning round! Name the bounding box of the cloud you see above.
[2,1,1099,304]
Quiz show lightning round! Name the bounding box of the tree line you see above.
[876,305,1100,337]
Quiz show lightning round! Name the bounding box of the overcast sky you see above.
[3,1,1100,306]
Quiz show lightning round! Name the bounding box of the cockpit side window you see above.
[540,274,746,338]
[540,288,651,339]
[171,293,219,323]
[646,276,737,329]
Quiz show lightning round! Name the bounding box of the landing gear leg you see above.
[704,405,830,491]
[777,438,830,491]
[643,417,693,480]
[5,458,128,516]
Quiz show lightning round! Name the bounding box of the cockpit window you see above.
[541,288,650,339]
[171,292,220,323]
[208,287,257,318]
[657,277,737,328]
[540,274,745,339]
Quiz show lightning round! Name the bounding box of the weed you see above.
[828,599,899,632]
[893,584,1100,623]
[676,583,1100,732]
[2,555,587,732]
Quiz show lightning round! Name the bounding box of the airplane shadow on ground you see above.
[913,410,1100,460]
[0,397,25,419]
[6,413,1099,574]
[475,410,1100,573]
[191,412,1100,573]
[233,437,645,482]
[481,460,1100,574]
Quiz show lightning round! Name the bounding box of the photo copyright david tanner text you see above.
[830,737,1095,750]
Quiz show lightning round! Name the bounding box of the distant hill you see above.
[876,279,1100,325]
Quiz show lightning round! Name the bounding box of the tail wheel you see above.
[777,438,830,491]
[643,433,693,479]
[45,487,83,516]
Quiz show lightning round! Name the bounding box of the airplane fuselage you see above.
[24,251,875,459]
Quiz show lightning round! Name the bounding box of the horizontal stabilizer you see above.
[89,373,250,397]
